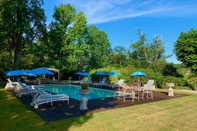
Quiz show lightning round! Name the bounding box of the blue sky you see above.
[43,0,197,64]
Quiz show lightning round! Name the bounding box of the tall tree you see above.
[0,0,46,70]
[174,28,197,72]
[129,30,149,67]
[111,46,128,66]
[86,25,111,69]
[37,4,88,71]
[129,30,169,67]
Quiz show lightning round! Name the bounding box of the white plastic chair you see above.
[109,79,125,89]
[94,77,107,87]
[31,87,69,109]
[142,80,155,91]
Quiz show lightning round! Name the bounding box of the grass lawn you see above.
[0,85,197,131]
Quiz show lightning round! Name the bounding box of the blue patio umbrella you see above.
[81,72,90,76]
[95,71,106,82]
[95,71,106,76]
[5,70,36,82]
[75,71,83,80]
[75,71,83,75]
[107,71,119,76]
[30,68,54,75]
[23,70,37,77]
[130,71,146,77]
[130,71,146,84]
[4,70,12,75]
[6,70,29,76]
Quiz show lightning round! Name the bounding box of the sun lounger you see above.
[15,81,36,97]
[109,79,125,89]
[94,77,107,87]
[5,78,18,90]
[31,87,69,109]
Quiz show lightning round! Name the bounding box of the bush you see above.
[187,77,197,90]
[108,76,119,84]
[81,83,89,89]
[152,72,163,88]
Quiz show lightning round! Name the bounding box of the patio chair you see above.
[114,85,124,100]
[109,79,125,89]
[15,81,36,97]
[5,78,18,90]
[132,86,145,101]
[93,77,107,87]
[142,80,155,91]
[122,84,136,103]
[142,86,154,100]
[31,87,69,109]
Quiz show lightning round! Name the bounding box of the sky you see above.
[42,0,197,64]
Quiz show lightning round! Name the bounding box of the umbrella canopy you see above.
[130,71,146,85]
[95,71,106,82]
[6,70,29,76]
[81,72,90,76]
[75,71,83,75]
[95,71,106,76]
[107,71,119,76]
[24,71,37,77]
[130,71,146,77]
[30,68,54,75]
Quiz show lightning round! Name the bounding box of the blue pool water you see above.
[40,84,115,100]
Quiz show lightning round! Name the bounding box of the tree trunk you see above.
[14,49,21,70]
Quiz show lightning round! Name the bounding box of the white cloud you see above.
[57,0,197,24]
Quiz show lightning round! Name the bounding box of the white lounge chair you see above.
[15,81,36,97]
[109,79,125,89]
[94,77,107,87]
[5,78,18,90]
[31,87,69,109]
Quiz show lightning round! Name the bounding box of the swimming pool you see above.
[40,84,115,100]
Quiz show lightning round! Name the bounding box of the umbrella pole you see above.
[100,75,102,87]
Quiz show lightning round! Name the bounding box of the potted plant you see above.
[79,83,89,111]
[80,83,89,92]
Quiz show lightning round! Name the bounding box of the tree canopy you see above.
[0,0,46,70]
[174,28,197,72]
[129,30,169,68]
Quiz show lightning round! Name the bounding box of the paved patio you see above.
[9,88,188,122]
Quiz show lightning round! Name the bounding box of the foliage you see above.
[129,30,170,68]
[161,85,190,90]
[0,0,46,70]
[0,52,10,72]
[163,76,187,86]
[149,60,167,74]
[40,4,88,71]
[108,76,119,84]
[162,63,182,77]
[174,28,197,72]
[81,83,89,89]
[152,72,163,88]
[86,26,111,69]
[110,46,128,67]
[187,77,197,90]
